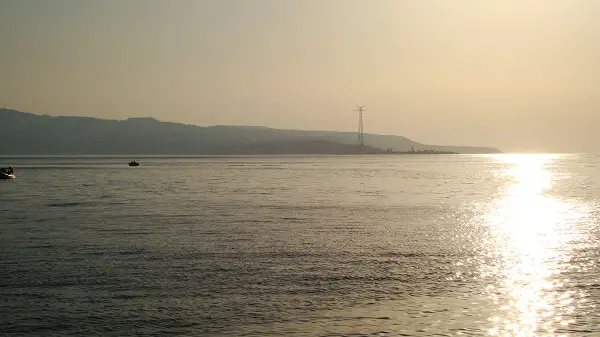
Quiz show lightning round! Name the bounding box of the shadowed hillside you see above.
[0,109,501,154]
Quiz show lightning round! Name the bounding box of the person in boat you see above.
[8,166,12,174]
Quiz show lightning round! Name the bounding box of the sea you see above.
[1,154,600,336]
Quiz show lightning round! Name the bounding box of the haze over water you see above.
[2,154,600,336]
[3,1,600,152]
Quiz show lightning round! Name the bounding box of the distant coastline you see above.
[0,108,500,155]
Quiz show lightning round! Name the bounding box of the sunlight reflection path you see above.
[484,154,585,336]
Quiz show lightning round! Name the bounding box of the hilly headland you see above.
[0,108,501,155]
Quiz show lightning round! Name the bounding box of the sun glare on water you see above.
[484,154,586,336]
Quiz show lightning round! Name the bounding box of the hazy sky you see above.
[2,0,600,152]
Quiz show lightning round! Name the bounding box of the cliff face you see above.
[0,109,501,154]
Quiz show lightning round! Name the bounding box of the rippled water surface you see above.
[2,154,600,336]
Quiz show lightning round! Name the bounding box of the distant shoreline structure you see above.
[384,150,458,155]
[382,147,458,155]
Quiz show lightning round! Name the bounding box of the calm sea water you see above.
[2,154,600,336]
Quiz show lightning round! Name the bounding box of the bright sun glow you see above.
[485,154,583,336]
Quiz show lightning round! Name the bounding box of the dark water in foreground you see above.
[2,154,600,336]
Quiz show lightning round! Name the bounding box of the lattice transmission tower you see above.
[353,105,366,148]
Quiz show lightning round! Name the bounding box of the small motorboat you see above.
[0,167,15,180]
[128,161,140,167]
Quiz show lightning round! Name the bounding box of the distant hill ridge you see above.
[0,108,501,155]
